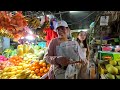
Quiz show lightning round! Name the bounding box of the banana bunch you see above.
[44,21,50,29]
[2,49,12,58]
[39,30,46,40]
[26,17,40,29]
[3,49,12,53]
[0,29,14,38]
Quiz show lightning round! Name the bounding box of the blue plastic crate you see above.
[38,42,46,48]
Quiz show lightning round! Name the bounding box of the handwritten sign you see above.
[100,16,109,26]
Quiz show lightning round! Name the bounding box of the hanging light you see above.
[69,11,79,13]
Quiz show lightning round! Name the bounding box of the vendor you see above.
[44,20,89,79]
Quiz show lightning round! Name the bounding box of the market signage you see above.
[100,16,109,26]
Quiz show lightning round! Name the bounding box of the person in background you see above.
[44,20,88,79]
[76,31,90,61]
[76,31,90,79]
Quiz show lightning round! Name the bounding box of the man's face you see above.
[56,26,68,38]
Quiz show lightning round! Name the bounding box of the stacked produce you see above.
[8,56,23,66]
[98,60,120,79]
[0,44,49,79]
[17,44,46,60]
[0,55,9,70]
[0,11,28,40]
[0,59,32,79]
[2,46,17,58]
[0,55,8,62]
[29,60,50,77]
[0,60,13,70]
[0,56,22,70]
[26,16,40,29]
[0,29,14,38]
[0,59,50,79]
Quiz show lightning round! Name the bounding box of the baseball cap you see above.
[56,20,68,29]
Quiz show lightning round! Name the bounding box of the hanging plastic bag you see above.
[55,41,84,79]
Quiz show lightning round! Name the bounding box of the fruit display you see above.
[0,43,49,79]
[26,16,40,29]
[8,56,23,66]
[0,11,27,31]
[0,11,28,42]
[0,60,34,79]
[0,29,14,38]
[2,46,17,58]
[0,60,14,70]
[0,55,8,62]
[17,44,46,60]
[0,59,50,79]
[29,60,50,78]
[98,60,120,79]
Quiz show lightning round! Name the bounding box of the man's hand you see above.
[55,56,70,66]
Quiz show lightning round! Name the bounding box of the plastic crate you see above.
[38,42,46,48]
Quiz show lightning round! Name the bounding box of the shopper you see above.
[76,31,90,61]
[75,31,90,79]
[44,20,88,79]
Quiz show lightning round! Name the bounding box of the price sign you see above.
[100,16,109,26]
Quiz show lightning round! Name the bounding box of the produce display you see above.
[26,16,40,29]
[29,60,50,77]
[98,58,120,79]
[0,11,28,40]
[0,44,50,79]
[0,55,8,62]
[8,56,23,66]
[0,60,50,79]
[0,29,14,38]
[2,46,17,58]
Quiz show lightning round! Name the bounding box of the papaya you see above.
[17,48,23,56]
[23,44,29,54]
[17,45,23,50]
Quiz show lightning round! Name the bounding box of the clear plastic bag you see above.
[56,41,87,79]
[56,41,82,61]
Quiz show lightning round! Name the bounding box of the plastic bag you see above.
[65,64,80,79]
[56,41,82,61]
[56,41,86,79]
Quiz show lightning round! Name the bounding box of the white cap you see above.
[56,20,68,29]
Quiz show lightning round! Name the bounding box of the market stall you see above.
[0,11,59,79]
[89,11,120,79]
